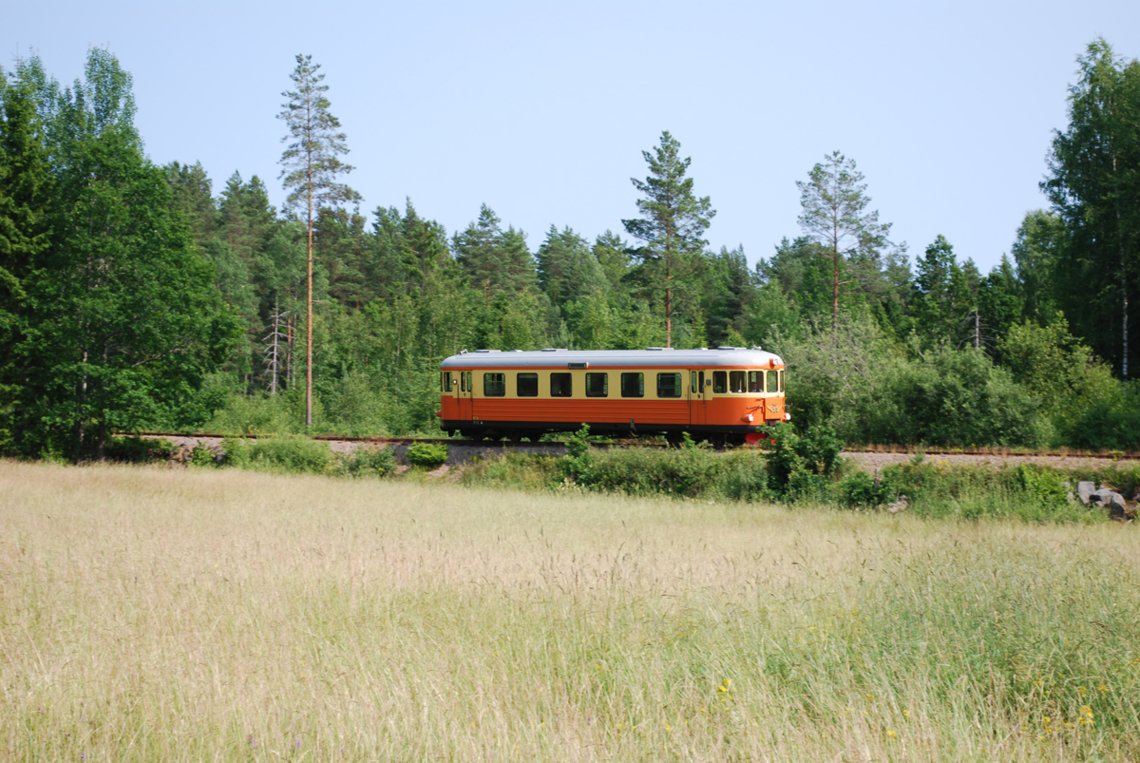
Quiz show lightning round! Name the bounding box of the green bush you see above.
[406,442,449,468]
[206,391,308,436]
[104,436,176,463]
[561,424,595,483]
[763,423,842,500]
[336,446,397,478]
[837,471,895,509]
[713,450,774,502]
[221,437,331,474]
[188,443,219,468]
[880,460,1100,523]
[582,445,717,498]
[461,453,562,491]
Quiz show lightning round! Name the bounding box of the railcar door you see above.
[689,369,710,426]
[458,370,474,422]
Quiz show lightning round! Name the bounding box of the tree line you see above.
[1,41,1139,459]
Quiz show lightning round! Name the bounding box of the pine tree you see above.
[796,151,891,331]
[623,131,715,348]
[278,53,360,427]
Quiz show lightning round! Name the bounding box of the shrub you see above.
[837,471,895,509]
[880,460,1098,523]
[406,442,449,469]
[561,424,595,483]
[337,446,397,478]
[712,450,774,502]
[763,423,842,500]
[220,437,331,475]
[104,436,176,463]
[461,453,562,491]
[188,443,219,468]
[206,391,308,436]
[583,445,717,498]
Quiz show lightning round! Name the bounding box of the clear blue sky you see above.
[6,0,1139,273]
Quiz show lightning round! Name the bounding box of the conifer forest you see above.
[2,41,1140,460]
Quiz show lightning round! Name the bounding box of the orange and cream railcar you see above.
[438,347,788,444]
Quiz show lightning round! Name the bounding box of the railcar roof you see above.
[440,347,785,369]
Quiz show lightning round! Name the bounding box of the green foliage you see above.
[623,130,715,347]
[879,346,1042,447]
[795,150,892,330]
[912,235,980,349]
[461,453,563,491]
[780,315,902,435]
[1044,38,1140,377]
[561,424,594,482]
[880,461,1099,523]
[187,443,219,468]
[221,437,331,474]
[335,446,396,478]
[2,51,237,460]
[205,390,308,435]
[836,471,895,509]
[1061,380,1140,450]
[405,442,448,469]
[578,445,716,498]
[9,44,1140,456]
[104,436,176,463]
[763,423,842,500]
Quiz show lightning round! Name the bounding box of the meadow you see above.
[1,460,1138,761]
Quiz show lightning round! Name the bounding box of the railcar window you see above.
[768,370,779,393]
[620,372,644,398]
[778,370,785,392]
[441,372,453,392]
[550,372,572,397]
[729,371,746,393]
[657,372,682,398]
[517,372,538,397]
[713,371,727,394]
[483,372,505,397]
[585,372,608,398]
[748,371,764,393]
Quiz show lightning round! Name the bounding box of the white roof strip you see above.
[440,347,784,369]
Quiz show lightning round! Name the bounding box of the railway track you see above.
[136,432,1140,470]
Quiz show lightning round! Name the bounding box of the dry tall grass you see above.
[1,460,1137,760]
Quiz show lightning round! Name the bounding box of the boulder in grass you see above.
[1091,488,1129,520]
[1077,481,1096,506]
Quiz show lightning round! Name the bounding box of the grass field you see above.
[2,460,1138,760]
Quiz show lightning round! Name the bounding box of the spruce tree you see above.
[10,51,236,458]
